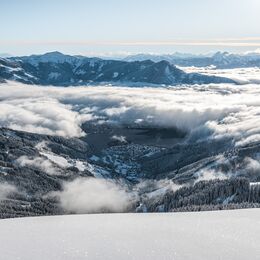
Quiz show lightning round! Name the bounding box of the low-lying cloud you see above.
[180,66,260,85]
[16,155,59,175]
[195,169,228,183]
[0,183,17,201]
[55,178,131,213]
[0,84,84,137]
[0,80,260,146]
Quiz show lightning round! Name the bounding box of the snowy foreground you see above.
[0,209,259,260]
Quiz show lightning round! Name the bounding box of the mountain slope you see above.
[0,52,236,86]
[1,126,260,218]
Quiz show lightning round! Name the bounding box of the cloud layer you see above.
[0,80,260,146]
[181,66,260,84]
[16,156,59,175]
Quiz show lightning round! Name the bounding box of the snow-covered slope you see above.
[0,209,259,260]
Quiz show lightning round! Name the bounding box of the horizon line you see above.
[2,37,260,47]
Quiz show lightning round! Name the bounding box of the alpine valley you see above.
[0,52,260,218]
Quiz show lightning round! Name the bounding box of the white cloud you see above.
[0,83,85,137]
[180,66,260,84]
[111,135,127,143]
[0,183,17,201]
[244,157,260,172]
[16,156,59,175]
[54,178,131,213]
[0,80,260,147]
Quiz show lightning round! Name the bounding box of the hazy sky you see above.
[1,0,260,56]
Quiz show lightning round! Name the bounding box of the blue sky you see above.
[1,0,260,56]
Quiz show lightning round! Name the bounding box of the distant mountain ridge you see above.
[0,52,236,86]
[124,51,260,68]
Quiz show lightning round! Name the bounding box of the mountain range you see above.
[0,52,235,86]
[124,51,260,68]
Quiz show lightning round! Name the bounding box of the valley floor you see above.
[0,209,259,260]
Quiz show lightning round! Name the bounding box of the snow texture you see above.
[0,209,259,260]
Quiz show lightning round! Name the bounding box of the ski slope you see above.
[0,209,259,260]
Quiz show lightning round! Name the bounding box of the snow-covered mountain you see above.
[123,52,206,62]
[0,52,235,86]
[1,124,260,218]
[125,51,260,68]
